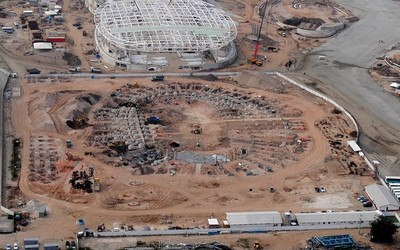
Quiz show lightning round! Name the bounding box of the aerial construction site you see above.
[0,0,399,249]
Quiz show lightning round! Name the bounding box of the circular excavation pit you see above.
[87,82,312,175]
[21,76,363,215]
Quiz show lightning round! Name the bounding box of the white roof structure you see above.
[33,42,53,50]
[207,218,219,226]
[94,0,237,52]
[365,184,400,211]
[295,211,382,224]
[226,211,283,226]
[347,140,361,152]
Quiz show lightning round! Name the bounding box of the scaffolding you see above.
[94,0,237,53]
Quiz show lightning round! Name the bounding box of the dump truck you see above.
[93,177,100,192]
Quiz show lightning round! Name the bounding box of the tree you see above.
[370,215,398,243]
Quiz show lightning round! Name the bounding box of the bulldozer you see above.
[73,116,89,127]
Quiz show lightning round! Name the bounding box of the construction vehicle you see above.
[69,67,81,73]
[249,0,269,66]
[90,67,102,73]
[93,177,100,192]
[97,223,105,232]
[254,240,260,249]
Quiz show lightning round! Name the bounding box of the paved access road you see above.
[301,0,400,175]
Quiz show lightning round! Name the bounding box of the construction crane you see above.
[250,0,270,66]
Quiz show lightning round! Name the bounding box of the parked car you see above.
[65,240,70,249]
[151,75,165,82]
[315,187,321,193]
[13,242,18,250]
[6,243,11,250]
[363,201,373,207]
[357,195,366,201]
[70,241,76,249]
[319,187,326,192]
[359,197,369,203]
[27,68,41,74]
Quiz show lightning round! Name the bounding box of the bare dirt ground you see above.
[0,0,350,73]
[0,0,391,249]
[0,72,376,247]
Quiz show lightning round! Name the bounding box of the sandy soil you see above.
[0,72,376,247]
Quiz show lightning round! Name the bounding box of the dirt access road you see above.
[299,0,400,176]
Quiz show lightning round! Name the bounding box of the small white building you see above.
[365,184,400,211]
[23,10,34,17]
[207,218,219,228]
[33,42,53,50]
[226,211,283,227]
[347,140,361,152]
[294,210,382,227]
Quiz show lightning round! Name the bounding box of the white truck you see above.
[68,67,81,73]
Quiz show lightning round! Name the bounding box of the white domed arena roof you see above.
[95,0,237,52]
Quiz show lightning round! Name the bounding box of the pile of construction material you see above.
[69,167,95,193]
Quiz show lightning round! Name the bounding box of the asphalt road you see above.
[301,0,400,175]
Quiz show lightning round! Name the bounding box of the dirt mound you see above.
[62,52,81,66]
[28,92,59,132]
[77,94,101,105]
[232,71,282,90]
[198,74,219,82]
[232,71,264,87]
[59,93,101,121]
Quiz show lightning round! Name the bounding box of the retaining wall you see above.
[296,22,344,38]
[0,68,13,216]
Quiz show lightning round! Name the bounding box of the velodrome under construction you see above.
[93,0,237,70]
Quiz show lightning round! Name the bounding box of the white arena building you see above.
[93,0,238,70]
